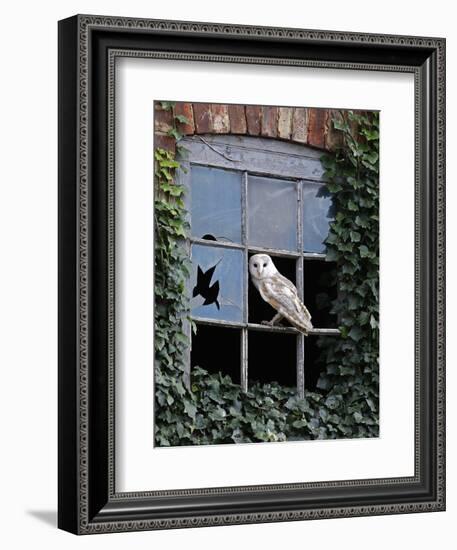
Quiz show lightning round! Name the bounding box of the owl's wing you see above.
[260,275,313,335]
[276,272,301,294]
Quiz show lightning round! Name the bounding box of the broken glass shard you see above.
[190,244,244,322]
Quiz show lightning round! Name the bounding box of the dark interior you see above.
[303,335,325,391]
[191,323,241,384]
[303,259,337,328]
[248,330,297,387]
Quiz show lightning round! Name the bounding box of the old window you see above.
[178,134,339,397]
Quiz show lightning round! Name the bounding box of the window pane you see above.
[191,324,241,384]
[190,165,242,244]
[302,182,334,253]
[247,176,297,251]
[248,331,296,387]
[303,259,337,327]
[190,244,244,322]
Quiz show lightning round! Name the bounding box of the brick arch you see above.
[154,102,344,153]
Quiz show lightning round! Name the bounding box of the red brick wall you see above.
[155,102,345,153]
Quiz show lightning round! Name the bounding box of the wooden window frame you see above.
[178,133,340,396]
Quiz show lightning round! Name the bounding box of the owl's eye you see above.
[253,263,258,268]
[263,263,267,267]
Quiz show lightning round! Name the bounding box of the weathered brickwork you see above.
[154,101,359,153]
[227,104,247,134]
[245,105,262,136]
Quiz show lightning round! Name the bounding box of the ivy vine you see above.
[154,108,379,446]
[317,110,380,438]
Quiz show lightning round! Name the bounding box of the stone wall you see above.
[154,102,346,153]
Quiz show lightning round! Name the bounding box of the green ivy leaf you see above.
[208,406,226,421]
[167,127,183,140]
[184,401,197,420]
[353,411,364,423]
[355,215,370,228]
[359,245,371,257]
[174,114,191,124]
[160,101,175,111]
[292,419,308,428]
[333,119,348,131]
[348,326,363,342]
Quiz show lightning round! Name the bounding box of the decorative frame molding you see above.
[58,14,445,534]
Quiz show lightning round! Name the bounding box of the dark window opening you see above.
[248,254,297,325]
[191,324,241,384]
[303,336,325,391]
[303,260,337,328]
[248,331,296,387]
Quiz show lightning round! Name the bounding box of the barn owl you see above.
[249,254,313,336]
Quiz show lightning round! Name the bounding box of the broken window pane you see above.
[302,182,334,253]
[303,259,337,327]
[248,330,297,387]
[191,324,241,384]
[247,176,297,251]
[190,165,242,244]
[190,244,244,323]
[248,254,297,325]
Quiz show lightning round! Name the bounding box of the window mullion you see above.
[241,331,248,393]
[296,180,305,397]
[241,170,249,392]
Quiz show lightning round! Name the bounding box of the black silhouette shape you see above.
[201,234,217,241]
[193,259,222,310]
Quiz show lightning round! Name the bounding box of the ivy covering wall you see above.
[154,108,379,446]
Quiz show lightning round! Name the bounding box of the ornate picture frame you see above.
[58,14,445,534]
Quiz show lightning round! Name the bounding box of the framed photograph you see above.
[58,14,445,534]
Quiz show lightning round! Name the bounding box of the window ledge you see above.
[247,323,340,335]
[193,316,339,336]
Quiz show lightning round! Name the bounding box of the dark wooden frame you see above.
[58,14,446,534]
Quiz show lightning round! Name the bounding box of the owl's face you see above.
[249,254,277,280]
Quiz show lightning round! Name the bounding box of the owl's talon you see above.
[270,312,283,326]
[261,320,272,326]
